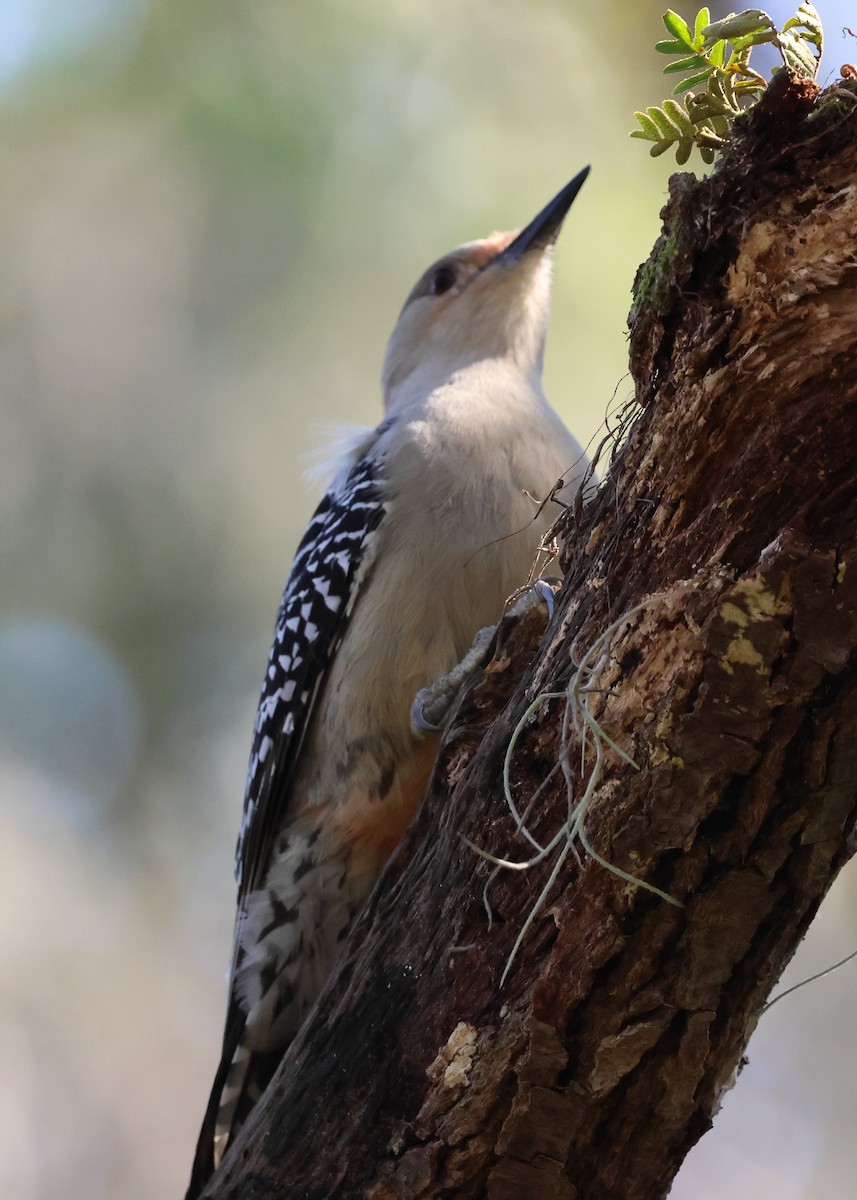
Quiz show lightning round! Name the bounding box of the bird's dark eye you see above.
[429,265,457,296]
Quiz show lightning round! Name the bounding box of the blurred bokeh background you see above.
[0,2,854,1197]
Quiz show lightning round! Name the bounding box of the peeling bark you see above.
[203,75,857,1200]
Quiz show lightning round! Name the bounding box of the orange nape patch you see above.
[324,734,441,880]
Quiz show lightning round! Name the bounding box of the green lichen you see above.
[631,223,681,322]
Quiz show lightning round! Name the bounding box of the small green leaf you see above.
[708,38,726,67]
[784,2,822,44]
[729,29,777,53]
[663,9,695,47]
[731,78,766,95]
[693,7,712,41]
[655,38,690,54]
[663,53,710,73]
[662,97,696,135]
[709,114,731,136]
[650,141,673,157]
[647,104,683,139]
[672,68,715,94]
[686,92,711,117]
[779,29,820,77]
[675,138,693,164]
[631,111,661,140]
[703,10,775,42]
[706,69,741,114]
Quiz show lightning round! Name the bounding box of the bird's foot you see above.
[410,579,560,734]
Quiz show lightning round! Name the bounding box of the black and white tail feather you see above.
[186,443,388,1199]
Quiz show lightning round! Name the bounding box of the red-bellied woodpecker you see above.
[187,168,590,1197]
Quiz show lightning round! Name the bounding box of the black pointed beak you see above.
[496,166,590,264]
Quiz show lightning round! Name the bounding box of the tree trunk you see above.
[204,74,857,1200]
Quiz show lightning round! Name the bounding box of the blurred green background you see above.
[1,2,854,1197]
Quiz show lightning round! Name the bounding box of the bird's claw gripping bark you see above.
[410,579,560,734]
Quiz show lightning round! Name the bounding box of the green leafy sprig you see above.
[632,4,823,165]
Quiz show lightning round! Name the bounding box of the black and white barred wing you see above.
[234,454,387,900]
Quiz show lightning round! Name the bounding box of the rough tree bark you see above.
[204,73,857,1200]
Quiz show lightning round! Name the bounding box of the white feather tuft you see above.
[303,423,375,490]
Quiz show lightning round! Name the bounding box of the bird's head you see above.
[382,167,589,411]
